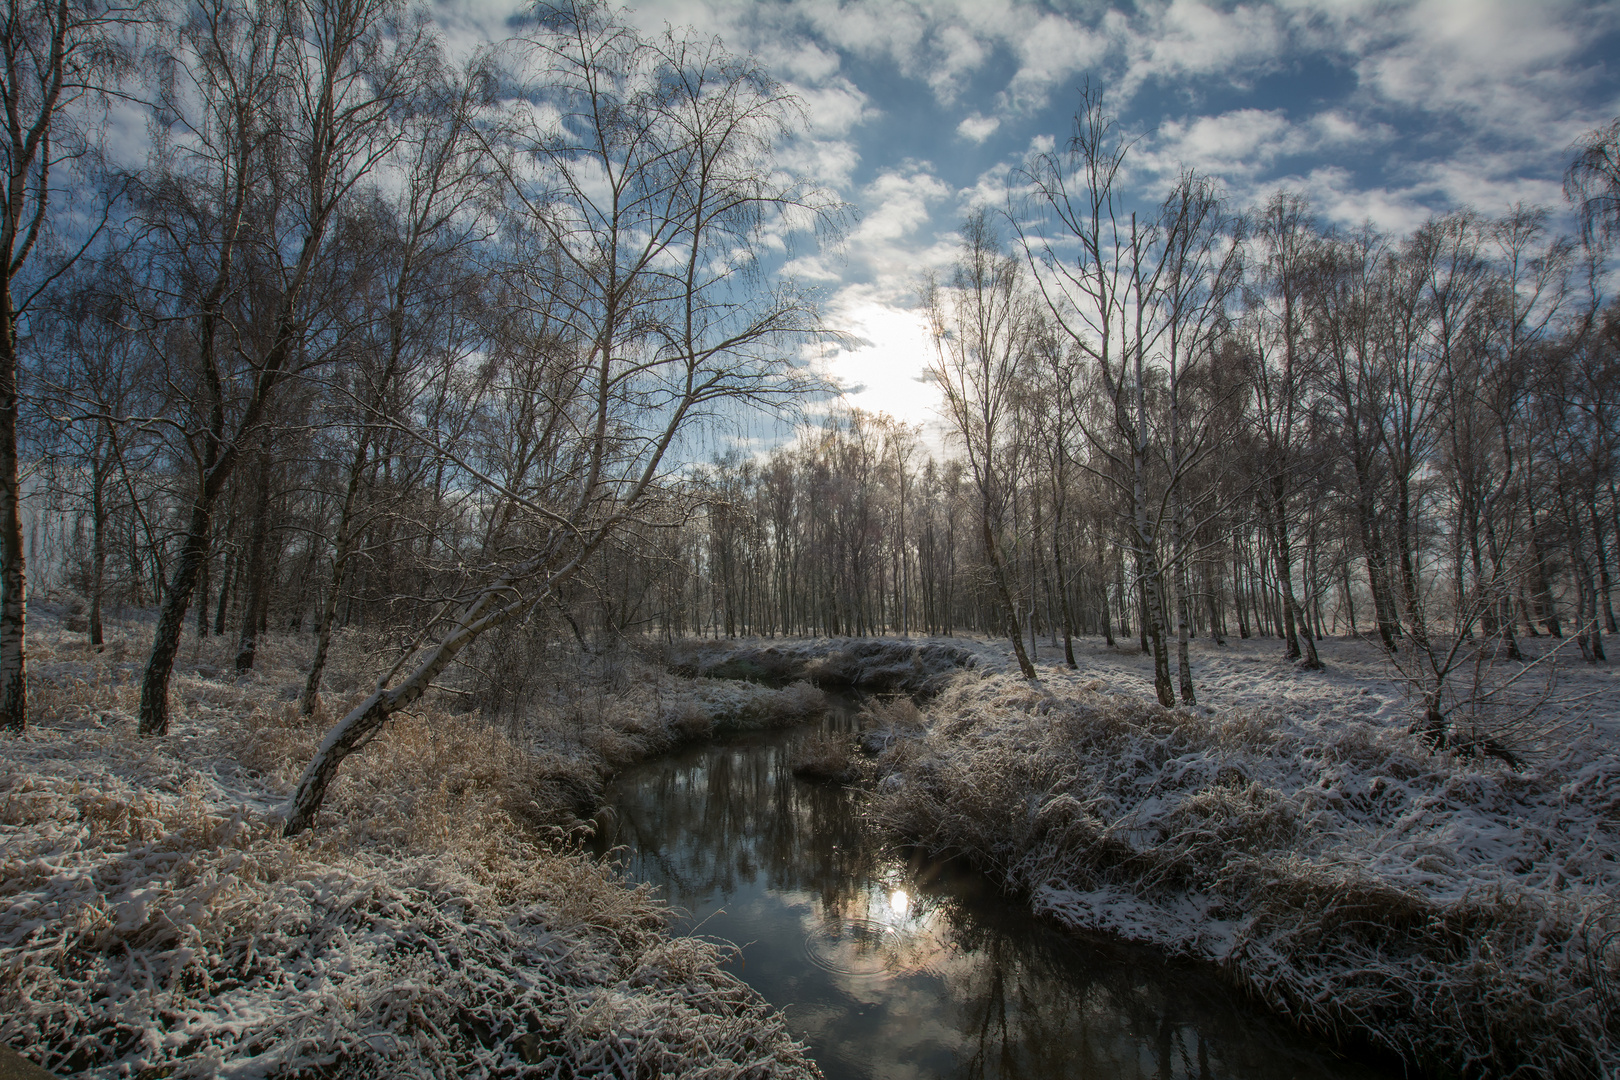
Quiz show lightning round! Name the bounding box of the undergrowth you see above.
[1,618,818,1078]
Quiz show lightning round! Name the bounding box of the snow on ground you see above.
[12,611,1614,1077]
[871,630,1620,1079]
[1,616,818,1078]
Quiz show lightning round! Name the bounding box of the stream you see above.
[590,693,1391,1080]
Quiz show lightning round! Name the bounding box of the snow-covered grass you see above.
[873,633,1620,1078]
[1,617,817,1078]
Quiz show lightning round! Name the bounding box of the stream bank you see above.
[868,655,1620,1079]
[0,619,823,1079]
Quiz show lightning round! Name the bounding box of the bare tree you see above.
[1242,192,1323,669]
[0,0,137,731]
[1014,92,1174,701]
[1156,172,1243,703]
[132,0,429,736]
[1015,92,1239,703]
[926,210,1038,680]
[283,0,833,835]
[1566,116,1620,248]
[298,59,494,716]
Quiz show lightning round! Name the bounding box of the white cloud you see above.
[956,113,1001,143]
[1154,109,1295,175]
[790,79,875,138]
[1305,109,1389,147]
[760,39,844,84]
[1140,105,1392,191]
[853,165,952,245]
[1407,156,1568,217]
[1353,0,1591,123]
[1114,0,1289,101]
[957,163,1016,211]
[796,0,931,71]
[776,137,862,190]
[1001,12,1110,111]
[926,24,990,103]
[1276,166,1433,234]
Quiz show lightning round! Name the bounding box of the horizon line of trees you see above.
[567,103,1620,733]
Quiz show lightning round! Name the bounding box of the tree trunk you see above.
[1137,547,1174,706]
[1271,486,1320,669]
[195,534,211,639]
[1590,496,1617,634]
[0,299,25,733]
[1052,521,1076,667]
[235,459,273,673]
[301,439,371,715]
[1101,551,1116,647]
[1394,475,1426,645]
[1205,562,1226,646]
[284,571,537,835]
[137,498,214,736]
[1526,494,1562,637]
[90,458,107,648]
[1168,493,1194,705]
[984,511,1036,679]
[1233,530,1250,639]
[214,542,235,637]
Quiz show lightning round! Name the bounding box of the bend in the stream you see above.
[591,690,1395,1080]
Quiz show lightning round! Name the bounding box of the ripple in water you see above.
[804,917,903,977]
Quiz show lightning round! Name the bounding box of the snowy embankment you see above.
[873,635,1620,1078]
[1,620,817,1078]
[663,635,977,695]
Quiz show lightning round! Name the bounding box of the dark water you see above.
[591,697,1389,1080]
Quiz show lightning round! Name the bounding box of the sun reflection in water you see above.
[889,889,910,918]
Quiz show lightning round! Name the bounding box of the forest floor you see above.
[861,629,1620,1078]
[0,607,834,1079]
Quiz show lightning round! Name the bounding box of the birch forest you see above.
[9,0,1620,1076]
[11,0,1620,737]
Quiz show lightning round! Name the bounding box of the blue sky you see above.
[440,0,1620,439]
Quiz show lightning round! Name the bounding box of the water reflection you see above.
[592,700,1387,1080]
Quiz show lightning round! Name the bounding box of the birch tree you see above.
[1014,92,1240,703]
[132,0,430,735]
[0,0,138,732]
[926,209,1038,680]
[1243,192,1323,669]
